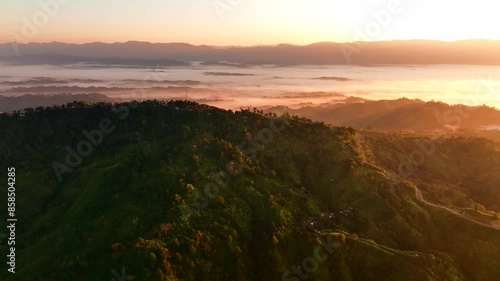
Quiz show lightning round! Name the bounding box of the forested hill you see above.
[0,101,499,281]
[0,93,114,113]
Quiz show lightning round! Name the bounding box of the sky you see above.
[2,0,500,45]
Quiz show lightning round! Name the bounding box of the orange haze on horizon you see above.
[2,0,500,46]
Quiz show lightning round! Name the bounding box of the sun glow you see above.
[1,0,500,45]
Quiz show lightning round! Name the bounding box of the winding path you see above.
[414,187,500,231]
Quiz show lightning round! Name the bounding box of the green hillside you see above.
[0,101,499,281]
[360,131,500,214]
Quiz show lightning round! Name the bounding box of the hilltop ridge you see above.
[0,101,499,280]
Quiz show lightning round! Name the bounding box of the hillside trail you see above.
[413,187,500,231]
[371,162,500,231]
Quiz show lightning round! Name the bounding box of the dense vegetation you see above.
[0,101,499,280]
[361,131,500,214]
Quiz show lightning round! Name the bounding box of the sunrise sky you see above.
[2,0,500,45]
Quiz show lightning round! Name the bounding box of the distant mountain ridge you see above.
[2,40,500,65]
[264,98,500,131]
[0,53,189,66]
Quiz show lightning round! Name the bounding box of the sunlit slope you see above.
[266,99,500,131]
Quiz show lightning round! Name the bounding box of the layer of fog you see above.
[1,63,500,110]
